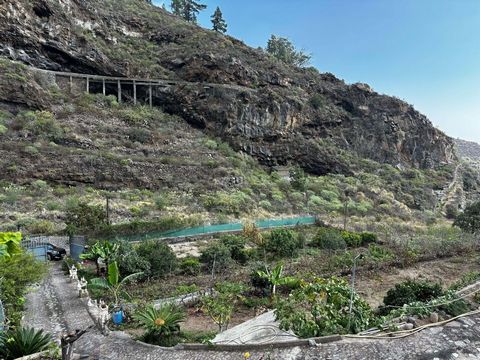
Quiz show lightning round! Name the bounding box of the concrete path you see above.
[24,263,480,359]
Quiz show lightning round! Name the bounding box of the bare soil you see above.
[355,254,480,308]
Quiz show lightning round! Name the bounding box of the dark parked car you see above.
[46,243,67,261]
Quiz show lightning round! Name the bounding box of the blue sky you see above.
[153,0,480,142]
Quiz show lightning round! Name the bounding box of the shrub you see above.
[134,304,185,347]
[453,201,480,232]
[341,231,362,247]
[263,229,301,258]
[0,327,52,360]
[0,124,7,135]
[220,234,248,264]
[309,94,325,110]
[360,232,377,244]
[275,277,376,337]
[25,111,63,141]
[26,220,55,235]
[136,241,177,277]
[128,127,151,143]
[311,227,346,250]
[0,253,47,325]
[199,242,231,271]
[382,280,444,313]
[115,241,150,277]
[65,201,107,235]
[179,257,201,276]
[24,145,39,156]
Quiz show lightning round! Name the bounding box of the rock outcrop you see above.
[0,0,456,174]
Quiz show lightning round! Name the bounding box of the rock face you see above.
[0,0,456,174]
[455,138,480,161]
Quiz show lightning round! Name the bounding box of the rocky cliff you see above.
[0,0,456,174]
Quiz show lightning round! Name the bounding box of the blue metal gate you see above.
[21,239,48,262]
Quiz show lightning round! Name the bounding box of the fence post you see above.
[0,299,5,331]
[86,77,89,93]
[133,80,137,105]
[117,80,121,103]
[102,78,106,96]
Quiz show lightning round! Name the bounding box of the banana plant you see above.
[88,261,142,306]
[256,262,298,300]
[80,240,119,275]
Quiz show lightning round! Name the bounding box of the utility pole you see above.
[348,253,363,331]
[105,196,110,225]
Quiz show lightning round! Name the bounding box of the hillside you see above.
[0,0,471,235]
[0,0,455,174]
[455,138,480,161]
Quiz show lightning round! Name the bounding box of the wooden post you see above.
[86,77,89,93]
[149,84,152,108]
[69,76,72,94]
[117,80,121,103]
[102,78,106,96]
[133,80,137,105]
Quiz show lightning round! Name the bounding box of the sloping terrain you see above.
[455,138,480,161]
[0,0,455,174]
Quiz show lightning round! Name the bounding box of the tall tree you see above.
[170,0,184,16]
[266,35,312,67]
[211,6,227,33]
[182,0,206,23]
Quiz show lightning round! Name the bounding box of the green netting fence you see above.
[114,216,317,243]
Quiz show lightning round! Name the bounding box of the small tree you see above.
[266,35,311,67]
[80,240,119,275]
[453,201,480,233]
[211,6,227,33]
[264,229,302,258]
[170,0,184,16]
[289,165,306,192]
[182,0,206,23]
[201,282,245,332]
[137,241,177,278]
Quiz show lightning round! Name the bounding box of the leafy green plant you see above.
[275,277,376,337]
[0,327,52,360]
[0,232,22,258]
[134,304,185,346]
[199,242,231,271]
[136,240,177,278]
[65,201,107,235]
[114,241,150,277]
[256,263,298,299]
[264,229,302,258]
[454,201,480,233]
[179,257,201,276]
[88,261,142,306]
[311,227,346,250]
[201,282,245,331]
[80,240,119,275]
[381,280,444,315]
[0,253,47,325]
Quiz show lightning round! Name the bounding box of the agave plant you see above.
[88,261,142,306]
[0,327,52,359]
[134,304,185,340]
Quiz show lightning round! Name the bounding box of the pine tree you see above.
[170,0,184,16]
[211,6,227,33]
[266,35,312,67]
[182,0,206,23]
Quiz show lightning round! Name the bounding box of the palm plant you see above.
[0,327,52,359]
[134,304,185,345]
[88,261,142,306]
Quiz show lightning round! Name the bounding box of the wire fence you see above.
[114,216,317,243]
